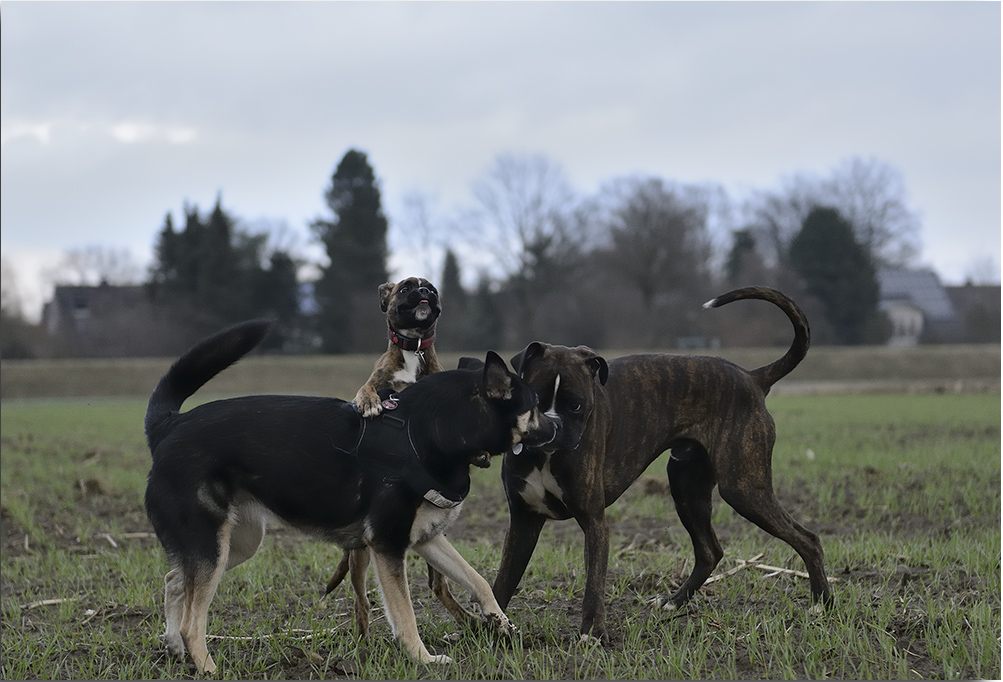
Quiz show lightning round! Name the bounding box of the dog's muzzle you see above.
[512,415,560,455]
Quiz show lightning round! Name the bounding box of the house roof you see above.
[877,268,958,322]
[945,282,1002,313]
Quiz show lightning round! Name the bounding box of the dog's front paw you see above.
[483,611,516,638]
[353,387,384,418]
[421,653,453,665]
[164,635,186,659]
[193,652,217,675]
[646,595,679,612]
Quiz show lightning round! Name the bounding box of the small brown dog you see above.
[326,277,479,634]
[353,277,443,418]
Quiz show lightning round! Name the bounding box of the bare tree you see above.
[743,156,921,269]
[465,154,586,342]
[743,175,820,269]
[397,189,441,278]
[468,153,579,278]
[594,176,715,346]
[599,176,713,310]
[822,157,921,266]
[963,255,1001,285]
[53,245,142,286]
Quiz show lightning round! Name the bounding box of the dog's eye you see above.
[569,402,583,413]
[399,285,409,294]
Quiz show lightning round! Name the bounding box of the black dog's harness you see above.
[342,392,468,509]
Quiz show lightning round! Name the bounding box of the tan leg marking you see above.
[413,534,515,637]
[371,549,451,664]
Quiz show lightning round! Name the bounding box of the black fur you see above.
[143,319,556,670]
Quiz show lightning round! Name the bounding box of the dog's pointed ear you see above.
[510,342,545,377]
[576,346,609,386]
[378,282,396,312]
[457,356,484,371]
[484,351,514,400]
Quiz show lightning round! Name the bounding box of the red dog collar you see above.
[388,328,436,352]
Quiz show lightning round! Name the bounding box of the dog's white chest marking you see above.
[393,351,422,385]
[409,502,463,545]
[520,455,565,516]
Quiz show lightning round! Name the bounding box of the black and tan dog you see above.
[326,277,483,635]
[144,319,556,673]
[493,287,833,641]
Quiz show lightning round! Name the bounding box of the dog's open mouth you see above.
[413,300,432,320]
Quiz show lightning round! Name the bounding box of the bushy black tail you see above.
[144,319,272,452]
[703,287,810,393]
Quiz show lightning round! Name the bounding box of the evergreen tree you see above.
[310,149,389,353]
[435,248,470,351]
[789,206,882,345]
[465,275,503,351]
[147,197,302,343]
[725,229,758,286]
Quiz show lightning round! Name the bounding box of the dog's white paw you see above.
[423,653,453,665]
[646,595,678,612]
[579,633,602,647]
[808,601,825,616]
[355,399,384,418]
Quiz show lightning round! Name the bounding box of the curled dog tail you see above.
[703,287,810,394]
[144,319,272,453]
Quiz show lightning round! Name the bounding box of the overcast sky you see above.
[2,1,1000,321]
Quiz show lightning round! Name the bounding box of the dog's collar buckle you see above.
[388,328,436,353]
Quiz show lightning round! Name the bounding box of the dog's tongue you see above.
[511,443,524,455]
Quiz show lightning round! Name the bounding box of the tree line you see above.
[4,149,929,357]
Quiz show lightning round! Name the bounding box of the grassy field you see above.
[1,349,1000,679]
[2,343,999,400]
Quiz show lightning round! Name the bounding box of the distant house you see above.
[877,269,964,346]
[41,283,193,357]
[946,282,1002,343]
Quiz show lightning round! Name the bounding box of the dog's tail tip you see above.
[702,297,719,310]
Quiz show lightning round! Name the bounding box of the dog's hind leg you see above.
[370,548,450,664]
[415,534,515,637]
[179,519,233,674]
[662,441,723,610]
[163,567,187,658]
[323,550,372,636]
[717,463,832,609]
[349,549,372,636]
[324,552,350,596]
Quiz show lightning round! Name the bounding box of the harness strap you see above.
[352,397,467,508]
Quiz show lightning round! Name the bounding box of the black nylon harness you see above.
[339,392,468,509]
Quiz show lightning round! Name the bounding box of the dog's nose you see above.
[417,286,430,298]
